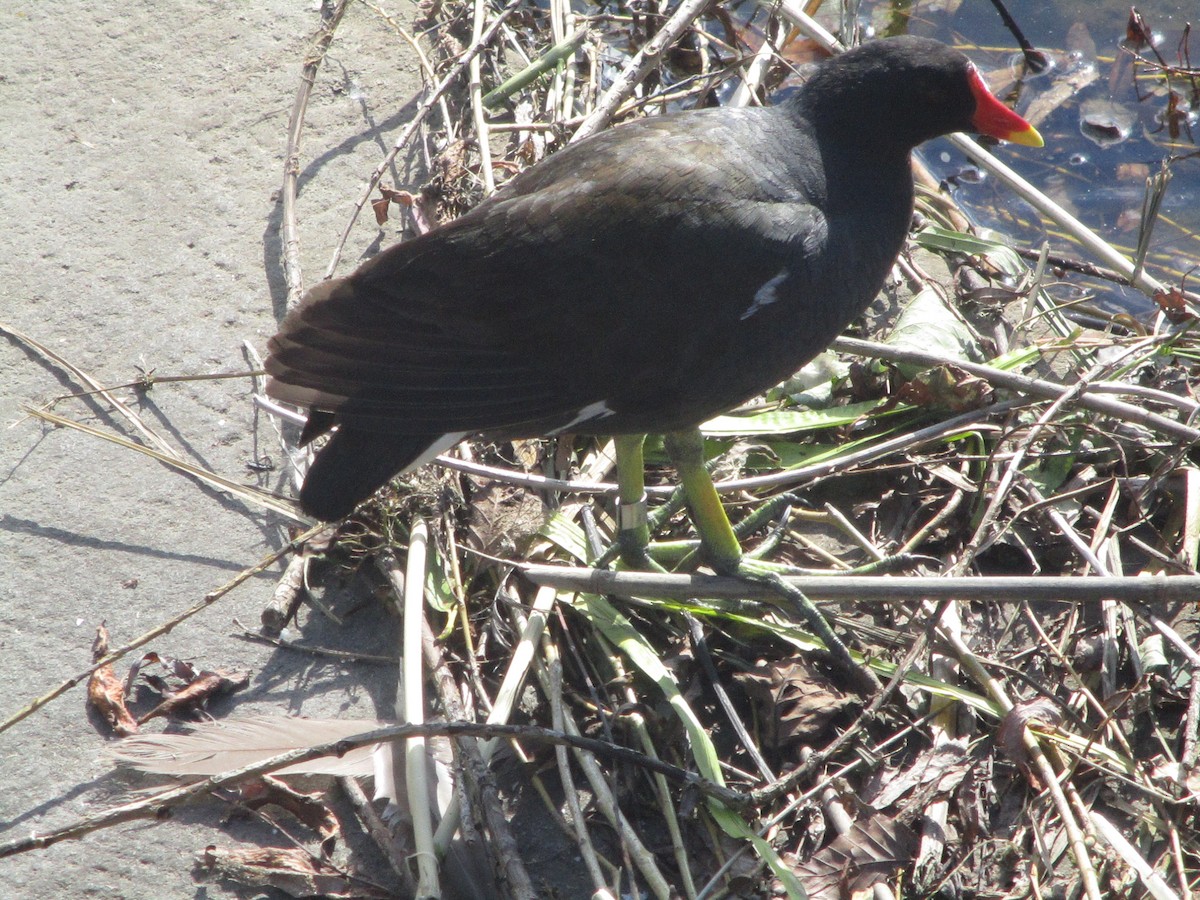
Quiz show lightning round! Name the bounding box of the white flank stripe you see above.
[549,400,615,435]
[739,268,789,320]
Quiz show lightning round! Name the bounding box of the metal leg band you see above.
[616,493,648,532]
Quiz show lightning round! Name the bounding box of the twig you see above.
[430,586,559,849]
[2,320,185,458]
[395,524,440,899]
[282,0,350,307]
[833,336,1200,444]
[727,16,777,109]
[1184,662,1200,770]
[697,717,932,898]
[611,652,701,899]
[468,0,495,196]
[541,639,609,893]
[0,532,317,736]
[1089,811,1181,900]
[985,0,1047,71]
[339,775,418,896]
[527,629,674,899]
[572,0,713,141]
[687,615,774,782]
[362,1,456,142]
[935,627,1103,900]
[24,405,303,522]
[955,362,1106,571]
[234,625,396,665]
[324,0,526,277]
[261,552,311,635]
[520,566,1200,604]
[419,608,536,898]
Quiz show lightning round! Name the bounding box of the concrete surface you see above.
[0,2,429,896]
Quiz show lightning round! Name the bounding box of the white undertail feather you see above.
[408,431,469,471]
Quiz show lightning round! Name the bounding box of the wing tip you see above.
[298,428,458,520]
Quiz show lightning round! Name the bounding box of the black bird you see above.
[266,36,1041,567]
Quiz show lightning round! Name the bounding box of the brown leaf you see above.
[788,816,918,900]
[1154,286,1196,324]
[897,365,994,413]
[197,845,390,899]
[1079,97,1136,148]
[238,776,341,856]
[1116,162,1151,182]
[1149,759,1200,801]
[87,625,138,737]
[1126,8,1152,47]
[90,623,111,660]
[996,698,1063,786]
[866,741,970,811]
[123,651,161,696]
[371,185,416,226]
[138,669,250,724]
[735,657,859,750]
[465,478,546,557]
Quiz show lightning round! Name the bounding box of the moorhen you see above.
[266,35,1041,574]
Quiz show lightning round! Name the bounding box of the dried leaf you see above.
[123,651,161,696]
[1154,286,1196,323]
[885,286,981,373]
[1079,97,1136,148]
[197,845,390,898]
[1117,162,1152,182]
[137,669,250,724]
[238,776,340,855]
[465,478,546,557]
[370,196,391,226]
[735,657,859,749]
[1149,759,1200,801]
[867,741,970,810]
[896,365,994,412]
[87,624,138,737]
[371,185,416,226]
[1126,8,1152,46]
[790,816,918,900]
[997,698,1063,780]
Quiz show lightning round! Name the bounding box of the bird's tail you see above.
[300,428,442,521]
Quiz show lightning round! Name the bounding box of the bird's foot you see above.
[714,555,881,694]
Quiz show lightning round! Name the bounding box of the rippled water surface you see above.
[856,0,1198,316]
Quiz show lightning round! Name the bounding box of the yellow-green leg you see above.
[663,427,879,692]
[661,429,741,573]
[613,434,651,569]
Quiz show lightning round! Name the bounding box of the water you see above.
[854,0,1200,317]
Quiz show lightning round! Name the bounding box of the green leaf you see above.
[539,511,592,563]
[702,399,910,437]
[886,285,981,376]
[424,545,457,615]
[914,224,1027,277]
